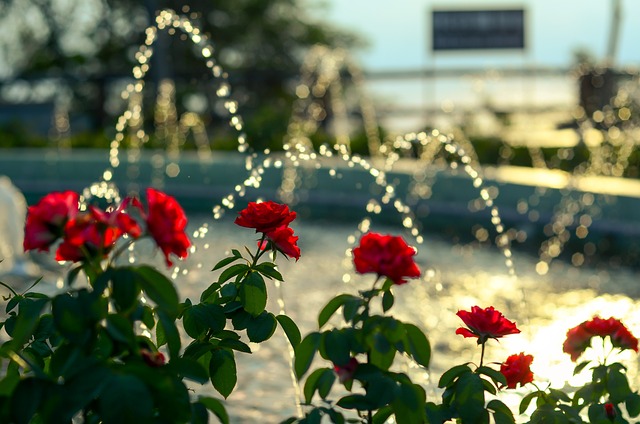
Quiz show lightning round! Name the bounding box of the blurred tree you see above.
[0,0,363,150]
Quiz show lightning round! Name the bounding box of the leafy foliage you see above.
[0,196,303,423]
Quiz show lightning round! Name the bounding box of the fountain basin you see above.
[1,148,639,261]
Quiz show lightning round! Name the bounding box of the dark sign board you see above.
[432,9,525,51]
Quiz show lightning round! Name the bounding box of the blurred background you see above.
[0,0,637,155]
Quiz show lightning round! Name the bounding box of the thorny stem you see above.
[479,341,486,368]
[360,276,382,323]
[250,233,269,268]
[362,276,382,424]
[108,236,138,267]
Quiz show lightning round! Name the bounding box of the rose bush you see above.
[1,192,640,424]
[0,193,303,423]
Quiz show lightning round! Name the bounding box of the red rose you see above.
[24,191,79,252]
[55,210,120,262]
[235,201,296,234]
[54,204,142,263]
[352,232,421,285]
[500,352,534,389]
[563,324,593,362]
[263,225,301,261]
[604,403,616,421]
[585,316,638,352]
[141,349,166,367]
[563,316,639,362]
[142,188,191,267]
[611,324,639,352]
[93,200,143,240]
[455,306,520,342]
[333,357,358,383]
[584,317,623,337]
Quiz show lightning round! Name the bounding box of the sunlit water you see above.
[142,214,640,423]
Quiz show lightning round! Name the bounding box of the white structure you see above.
[0,176,39,277]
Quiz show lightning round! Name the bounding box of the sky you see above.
[308,0,639,71]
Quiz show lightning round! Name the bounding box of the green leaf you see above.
[47,343,79,378]
[626,392,640,417]
[587,403,611,423]
[318,294,358,328]
[66,264,83,286]
[325,408,345,424]
[530,404,567,424]
[212,255,242,271]
[294,332,321,379]
[141,305,156,329]
[303,368,328,404]
[364,373,396,408]
[368,340,396,370]
[454,372,485,423]
[488,399,515,424]
[7,298,48,350]
[477,366,507,388]
[157,310,181,358]
[168,357,209,384]
[425,402,454,424]
[402,323,430,369]
[254,262,284,281]
[111,268,141,313]
[218,263,250,284]
[199,396,229,424]
[239,272,267,316]
[336,394,371,410]
[33,314,54,341]
[183,303,226,339]
[548,388,571,403]
[0,361,20,397]
[219,283,238,300]
[217,338,252,353]
[481,377,497,395]
[438,364,472,388]
[191,401,209,424]
[519,390,543,414]
[322,329,351,366]
[140,369,191,422]
[5,294,22,314]
[10,378,45,424]
[392,382,427,424]
[372,406,394,424]
[315,369,336,400]
[200,282,222,303]
[105,313,137,346]
[305,408,323,424]
[573,383,596,409]
[276,314,302,348]
[135,265,180,318]
[342,298,362,323]
[98,374,154,424]
[381,290,394,313]
[209,349,237,399]
[52,293,91,345]
[3,314,16,337]
[230,308,251,330]
[607,366,632,403]
[246,312,277,343]
[40,365,110,421]
[183,340,216,360]
[96,329,115,359]
[573,360,591,375]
